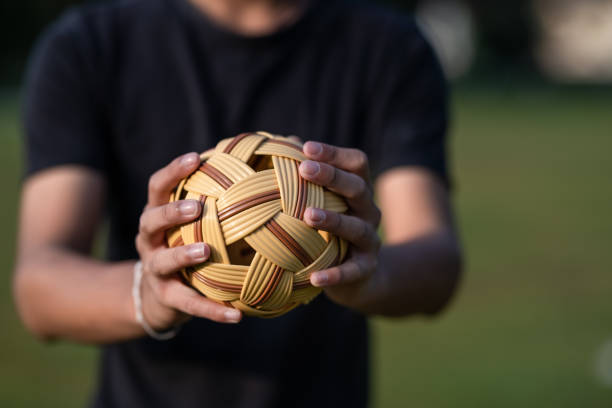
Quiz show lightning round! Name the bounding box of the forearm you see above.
[356,230,462,317]
[13,246,143,343]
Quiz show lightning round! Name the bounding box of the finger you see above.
[139,200,201,240]
[160,279,242,323]
[299,160,367,199]
[299,160,375,214]
[287,135,303,144]
[145,243,210,276]
[303,141,370,181]
[148,152,200,207]
[309,258,371,287]
[304,208,379,250]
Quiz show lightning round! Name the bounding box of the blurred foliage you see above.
[1,0,537,84]
[382,0,536,79]
[0,1,86,82]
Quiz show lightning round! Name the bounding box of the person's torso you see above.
[101,0,388,263]
[78,0,405,406]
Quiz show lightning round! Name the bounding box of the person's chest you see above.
[104,21,370,181]
[100,13,374,246]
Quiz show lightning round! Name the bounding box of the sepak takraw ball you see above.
[166,132,348,318]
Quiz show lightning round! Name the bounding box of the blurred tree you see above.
[0,0,87,84]
[381,0,536,79]
[468,0,535,77]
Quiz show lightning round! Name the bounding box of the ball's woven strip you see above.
[167,132,348,318]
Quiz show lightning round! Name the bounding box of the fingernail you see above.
[300,161,320,177]
[306,207,326,225]
[225,309,241,322]
[187,243,208,260]
[180,153,199,167]
[311,272,328,287]
[178,200,198,215]
[304,142,322,157]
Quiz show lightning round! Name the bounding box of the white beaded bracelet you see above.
[132,261,179,341]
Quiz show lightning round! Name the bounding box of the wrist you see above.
[132,261,179,340]
[119,260,146,336]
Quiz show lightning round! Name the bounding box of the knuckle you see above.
[348,178,368,200]
[148,173,162,195]
[161,202,181,224]
[358,254,377,278]
[160,204,171,221]
[324,164,338,186]
[208,302,227,322]
[182,296,198,316]
[331,212,343,231]
[143,256,156,276]
[357,178,369,196]
[331,267,343,285]
[353,150,368,170]
[347,263,361,282]
[215,306,229,322]
[327,145,337,161]
[357,221,370,242]
[172,247,188,267]
[138,212,151,235]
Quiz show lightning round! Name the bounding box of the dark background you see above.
[1,1,611,407]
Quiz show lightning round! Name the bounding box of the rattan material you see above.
[166,132,348,318]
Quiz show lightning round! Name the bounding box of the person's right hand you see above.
[134,152,243,331]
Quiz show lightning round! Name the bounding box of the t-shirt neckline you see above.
[172,0,324,48]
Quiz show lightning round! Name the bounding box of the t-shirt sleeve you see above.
[364,22,450,188]
[23,10,109,178]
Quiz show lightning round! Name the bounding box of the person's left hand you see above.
[298,141,382,308]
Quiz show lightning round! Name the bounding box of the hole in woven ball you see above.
[248,154,273,172]
[226,239,256,266]
[318,230,331,242]
[176,186,189,200]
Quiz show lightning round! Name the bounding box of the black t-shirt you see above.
[23,0,449,407]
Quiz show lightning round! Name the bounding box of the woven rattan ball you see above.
[166,132,348,318]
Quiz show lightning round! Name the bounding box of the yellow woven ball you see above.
[166,132,348,318]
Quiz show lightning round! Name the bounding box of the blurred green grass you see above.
[1,85,611,407]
